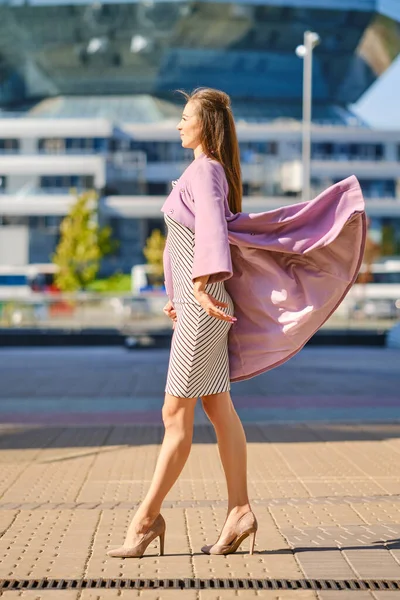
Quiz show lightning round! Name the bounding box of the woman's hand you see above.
[194,290,237,323]
[163,300,177,329]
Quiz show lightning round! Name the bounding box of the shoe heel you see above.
[249,530,256,555]
[159,529,165,556]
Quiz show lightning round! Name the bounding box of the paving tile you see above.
[99,507,194,580]
[0,510,99,579]
[332,442,400,478]
[342,547,400,579]
[269,504,365,529]
[350,501,400,524]
[372,480,400,495]
[302,479,388,498]
[0,428,110,504]
[0,510,19,536]
[189,506,302,581]
[1,348,400,588]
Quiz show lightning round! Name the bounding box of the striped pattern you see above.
[164,214,235,398]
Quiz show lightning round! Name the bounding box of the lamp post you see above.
[296,31,320,202]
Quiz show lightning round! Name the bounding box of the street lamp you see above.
[296,31,320,202]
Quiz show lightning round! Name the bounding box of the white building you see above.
[1,113,400,272]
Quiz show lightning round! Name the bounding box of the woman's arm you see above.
[193,274,210,295]
[190,160,236,323]
[190,159,233,285]
[163,240,174,303]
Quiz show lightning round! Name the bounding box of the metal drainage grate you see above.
[1,578,400,591]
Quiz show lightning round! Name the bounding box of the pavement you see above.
[0,345,400,600]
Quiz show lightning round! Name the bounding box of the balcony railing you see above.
[0,292,398,332]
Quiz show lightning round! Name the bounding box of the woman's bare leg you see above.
[201,391,251,541]
[122,393,197,544]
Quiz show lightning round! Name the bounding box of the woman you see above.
[107,88,259,559]
[107,87,366,559]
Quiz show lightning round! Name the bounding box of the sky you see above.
[351,53,400,129]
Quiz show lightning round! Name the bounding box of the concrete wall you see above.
[0,226,29,265]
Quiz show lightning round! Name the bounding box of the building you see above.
[0,0,399,271]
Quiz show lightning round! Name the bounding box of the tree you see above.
[51,189,119,291]
[357,216,382,284]
[143,229,165,280]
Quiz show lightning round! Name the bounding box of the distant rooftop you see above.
[27,95,181,122]
[0,94,368,126]
[2,0,398,20]
[0,0,398,117]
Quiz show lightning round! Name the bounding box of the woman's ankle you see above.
[133,505,160,527]
[227,503,251,515]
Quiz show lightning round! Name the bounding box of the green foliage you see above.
[143,229,165,278]
[86,272,132,292]
[381,223,396,256]
[51,189,119,291]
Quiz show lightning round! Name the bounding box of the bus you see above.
[0,264,60,299]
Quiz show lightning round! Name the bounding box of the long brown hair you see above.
[176,87,242,214]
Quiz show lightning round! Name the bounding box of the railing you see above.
[0,292,170,332]
[0,292,398,332]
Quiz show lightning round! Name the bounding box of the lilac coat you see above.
[161,152,367,383]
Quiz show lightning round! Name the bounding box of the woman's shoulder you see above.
[190,154,227,185]
[178,154,228,201]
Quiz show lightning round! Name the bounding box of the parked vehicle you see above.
[0,264,60,299]
[348,260,400,320]
[131,264,166,294]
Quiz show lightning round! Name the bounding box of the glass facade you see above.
[38,137,108,154]
[2,136,394,164]
[40,175,95,191]
[357,179,397,198]
[0,2,383,117]
[312,142,384,160]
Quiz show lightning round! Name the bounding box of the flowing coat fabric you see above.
[161,152,367,383]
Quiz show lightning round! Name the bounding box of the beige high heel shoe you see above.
[201,510,258,555]
[107,513,166,558]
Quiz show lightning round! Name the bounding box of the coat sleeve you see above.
[163,239,174,303]
[191,159,233,284]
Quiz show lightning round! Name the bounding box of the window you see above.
[357,179,396,198]
[66,138,94,153]
[2,216,28,226]
[147,182,168,195]
[38,138,108,154]
[29,216,61,231]
[0,139,19,153]
[38,138,66,154]
[0,175,6,194]
[310,143,386,161]
[312,142,334,159]
[371,272,400,284]
[40,175,94,191]
[240,141,277,163]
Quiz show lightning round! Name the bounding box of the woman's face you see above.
[176,100,202,149]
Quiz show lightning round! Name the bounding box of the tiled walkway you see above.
[0,346,399,599]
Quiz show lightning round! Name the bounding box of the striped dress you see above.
[164,213,235,398]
